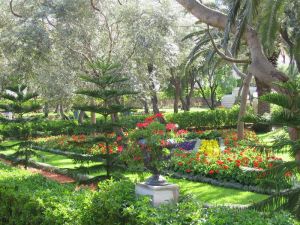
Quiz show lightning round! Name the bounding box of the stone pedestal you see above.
[135,182,179,207]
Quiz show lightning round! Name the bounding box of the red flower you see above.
[116,136,122,141]
[166,123,177,131]
[209,170,215,175]
[155,113,164,118]
[285,171,293,177]
[253,161,259,168]
[137,122,149,128]
[223,165,229,170]
[117,146,123,152]
[235,159,241,167]
[185,169,192,173]
[160,140,167,147]
[178,162,183,166]
[176,129,188,136]
[216,160,224,165]
[268,163,273,168]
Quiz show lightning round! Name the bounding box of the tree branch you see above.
[207,25,250,64]
[175,0,289,87]
[9,0,23,18]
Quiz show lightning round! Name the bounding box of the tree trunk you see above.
[54,104,59,113]
[59,104,68,120]
[174,83,180,113]
[43,102,49,118]
[175,0,289,89]
[147,63,160,114]
[78,110,84,124]
[141,100,149,114]
[91,99,96,125]
[151,93,160,114]
[238,73,253,140]
[288,127,300,161]
[253,77,271,132]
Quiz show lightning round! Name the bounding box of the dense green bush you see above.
[0,162,91,225]
[166,106,240,129]
[0,162,297,225]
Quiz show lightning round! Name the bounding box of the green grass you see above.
[124,173,268,205]
[0,141,268,205]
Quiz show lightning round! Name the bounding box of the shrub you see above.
[0,163,297,225]
[166,106,240,129]
[0,162,91,225]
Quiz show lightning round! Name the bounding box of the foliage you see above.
[74,60,135,179]
[0,162,92,225]
[247,79,300,218]
[123,114,175,176]
[0,162,297,225]
[166,106,240,129]
[0,85,42,168]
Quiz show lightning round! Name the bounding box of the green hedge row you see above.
[0,115,148,139]
[166,106,240,129]
[0,162,296,225]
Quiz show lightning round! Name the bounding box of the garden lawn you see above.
[0,141,102,169]
[124,173,269,205]
[0,141,268,205]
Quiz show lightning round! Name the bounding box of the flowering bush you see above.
[123,114,176,178]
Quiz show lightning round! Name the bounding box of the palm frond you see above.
[251,188,300,219]
[259,0,286,55]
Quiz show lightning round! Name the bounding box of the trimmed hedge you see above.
[0,162,297,225]
[166,106,240,129]
[0,115,149,139]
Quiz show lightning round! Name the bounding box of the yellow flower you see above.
[199,140,220,158]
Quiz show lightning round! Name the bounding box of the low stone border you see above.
[32,145,103,162]
[162,170,297,195]
[0,153,92,182]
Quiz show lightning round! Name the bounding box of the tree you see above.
[0,85,42,169]
[175,0,288,90]
[74,60,135,179]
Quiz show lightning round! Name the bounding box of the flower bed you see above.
[33,133,125,155]
[168,130,292,188]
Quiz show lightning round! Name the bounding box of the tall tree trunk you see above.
[288,127,300,161]
[54,104,59,113]
[238,73,253,140]
[142,100,149,114]
[59,103,68,120]
[253,77,271,132]
[174,83,180,113]
[78,110,84,124]
[91,99,96,125]
[43,102,49,118]
[170,69,181,114]
[148,63,160,114]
